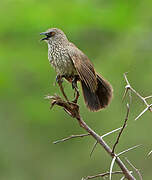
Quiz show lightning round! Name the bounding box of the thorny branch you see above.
[45,94,135,180]
[123,73,152,120]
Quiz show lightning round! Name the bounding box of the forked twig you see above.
[123,73,152,120]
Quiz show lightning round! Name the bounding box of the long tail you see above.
[81,74,113,111]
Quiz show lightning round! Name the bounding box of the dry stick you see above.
[112,103,130,154]
[82,171,123,180]
[125,157,143,180]
[46,95,136,180]
[53,133,90,144]
[123,73,152,120]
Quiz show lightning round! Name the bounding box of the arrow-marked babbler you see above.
[40,28,113,111]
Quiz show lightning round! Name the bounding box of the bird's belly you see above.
[49,55,77,76]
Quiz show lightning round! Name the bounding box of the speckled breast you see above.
[48,44,77,76]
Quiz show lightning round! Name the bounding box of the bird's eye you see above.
[50,31,56,36]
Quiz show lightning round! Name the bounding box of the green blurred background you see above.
[0,0,152,179]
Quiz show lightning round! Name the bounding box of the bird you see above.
[40,28,113,112]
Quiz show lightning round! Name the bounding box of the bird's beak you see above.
[40,32,49,41]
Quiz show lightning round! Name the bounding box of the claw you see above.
[45,94,80,117]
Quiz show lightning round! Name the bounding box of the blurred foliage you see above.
[0,0,152,179]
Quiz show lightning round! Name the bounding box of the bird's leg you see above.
[72,77,80,103]
[56,75,69,102]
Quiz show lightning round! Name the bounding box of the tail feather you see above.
[81,74,113,111]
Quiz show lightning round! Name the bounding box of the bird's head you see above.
[40,28,68,43]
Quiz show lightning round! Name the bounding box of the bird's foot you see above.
[45,94,79,118]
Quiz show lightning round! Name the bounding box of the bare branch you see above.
[82,171,123,180]
[112,103,130,154]
[125,157,143,180]
[46,95,136,180]
[90,127,123,157]
[53,133,90,144]
[123,73,152,120]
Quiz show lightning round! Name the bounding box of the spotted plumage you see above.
[40,28,113,111]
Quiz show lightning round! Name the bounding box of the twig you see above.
[82,171,123,180]
[90,127,123,157]
[125,157,143,180]
[123,73,152,120]
[53,133,90,144]
[112,103,130,154]
[46,95,136,180]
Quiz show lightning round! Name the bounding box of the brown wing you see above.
[67,43,97,92]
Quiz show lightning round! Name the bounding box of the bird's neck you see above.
[48,36,69,47]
